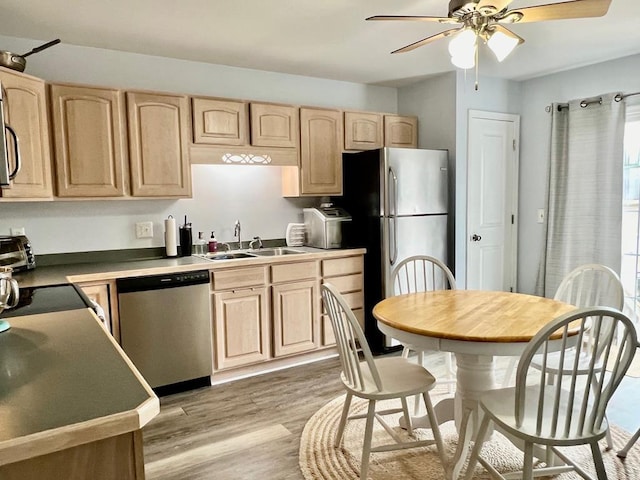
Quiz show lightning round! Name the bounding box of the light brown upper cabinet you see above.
[344,111,383,151]
[0,67,53,199]
[192,97,248,146]
[190,97,299,166]
[127,91,191,197]
[282,107,342,197]
[250,102,298,148]
[49,84,128,197]
[384,115,418,148]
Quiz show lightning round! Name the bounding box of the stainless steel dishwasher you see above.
[117,270,212,389]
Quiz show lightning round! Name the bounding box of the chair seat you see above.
[341,357,436,400]
[479,386,609,446]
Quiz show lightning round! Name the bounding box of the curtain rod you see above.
[545,91,640,112]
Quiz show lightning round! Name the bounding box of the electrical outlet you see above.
[10,227,26,236]
[135,221,154,239]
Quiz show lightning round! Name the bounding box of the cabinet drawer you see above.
[212,267,267,290]
[322,256,363,277]
[271,261,319,283]
[322,308,364,346]
[322,273,363,293]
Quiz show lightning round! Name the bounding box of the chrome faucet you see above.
[218,242,231,252]
[234,220,241,249]
[249,236,263,250]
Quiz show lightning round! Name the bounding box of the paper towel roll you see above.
[164,216,178,257]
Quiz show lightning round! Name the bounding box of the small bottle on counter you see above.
[194,232,207,255]
[208,231,218,252]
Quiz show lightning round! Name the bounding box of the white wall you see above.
[518,53,640,294]
[0,35,398,254]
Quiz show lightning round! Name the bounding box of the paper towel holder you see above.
[164,215,178,258]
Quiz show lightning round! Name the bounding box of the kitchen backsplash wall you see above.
[0,34,398,254]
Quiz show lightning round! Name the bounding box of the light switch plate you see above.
[10,227,26,236]
[135,221,154,239]
[537,209,545,224]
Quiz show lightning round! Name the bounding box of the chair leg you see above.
[590,441,608,480]
[422,392,446,473]
[360,400,376,480]
[463,414,491,480]
[618,426,640,458]
[402,346,410,359]
[523,441,534,480]
[401,396,413,435]
[413,393,422,416]
[605,423,613,451]
[335,393,353,448]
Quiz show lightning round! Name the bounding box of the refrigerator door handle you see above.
[389,167,399,265]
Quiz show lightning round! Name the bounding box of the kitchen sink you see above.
[200,252,257,261]
[249,248,306,256]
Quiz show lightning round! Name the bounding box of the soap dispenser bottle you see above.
[195,232,207,254]
[208,231,218,253]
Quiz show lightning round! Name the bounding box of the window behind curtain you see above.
[621,104,640,320]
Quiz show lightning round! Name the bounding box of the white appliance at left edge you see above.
[0,80,21,186]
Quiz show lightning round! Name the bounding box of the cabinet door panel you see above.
[272,280,318,357]
[384,115,418,148]
[250,103,298,148]
[127,92,191,197]
[50,84,127,197]
[214,288,269,370]
[192,97,248,146]
[344,111,383,151]
[0,70,52,199]
[299,108,342,195]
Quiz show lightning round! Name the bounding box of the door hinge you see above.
[511,214,514,224]
[512,139,517,151]
[510,287,513,292]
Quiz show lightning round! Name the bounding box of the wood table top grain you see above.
[373,290,577,343]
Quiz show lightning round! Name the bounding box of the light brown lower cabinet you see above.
[272,280,319,357]
[0,430,145,480]
[213,287,270,370]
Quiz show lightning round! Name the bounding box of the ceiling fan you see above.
[367,0,612,70]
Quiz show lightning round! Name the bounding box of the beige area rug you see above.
[300,391,640,480]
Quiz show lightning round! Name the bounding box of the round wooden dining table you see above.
[373,289,576,480]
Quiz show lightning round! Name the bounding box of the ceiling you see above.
[0,0,639,87]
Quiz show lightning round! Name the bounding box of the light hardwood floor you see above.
[142,353,640,480]
[142,357,344,480]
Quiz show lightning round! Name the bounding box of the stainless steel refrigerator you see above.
[336,147,449,353]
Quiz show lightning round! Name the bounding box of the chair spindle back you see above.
[391,255,456,296]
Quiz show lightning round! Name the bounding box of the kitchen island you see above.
[0,302,159,479]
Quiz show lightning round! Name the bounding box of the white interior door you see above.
[466,110,519,291]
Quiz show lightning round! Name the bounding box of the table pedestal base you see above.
[401,353,496,480]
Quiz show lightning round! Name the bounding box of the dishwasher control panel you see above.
[117,270,210,293]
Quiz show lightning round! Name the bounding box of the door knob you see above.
[471,234,482,242]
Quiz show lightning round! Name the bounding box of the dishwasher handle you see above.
[117,270,210,293]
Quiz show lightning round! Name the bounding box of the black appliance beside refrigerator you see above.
[335,147,449,354]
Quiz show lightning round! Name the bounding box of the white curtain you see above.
[536,93,625,297]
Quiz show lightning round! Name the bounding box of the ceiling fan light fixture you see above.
[497,11,523,24]
[487,29,520,62]
[448,28,476,57]
[451,51,476,69]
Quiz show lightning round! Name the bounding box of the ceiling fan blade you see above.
[366,15,460,24]
[503,0,612,24]
[476,0,515,15]
[391,28,462,54]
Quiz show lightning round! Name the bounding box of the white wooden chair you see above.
[464,307,637,480]
[321,283,446,480]
[391,255,457,398]
[617,340,640,459]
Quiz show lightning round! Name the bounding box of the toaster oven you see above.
[0,235,36,271]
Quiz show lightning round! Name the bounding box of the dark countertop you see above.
[0,307,159,466]
[12,247,367,288]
